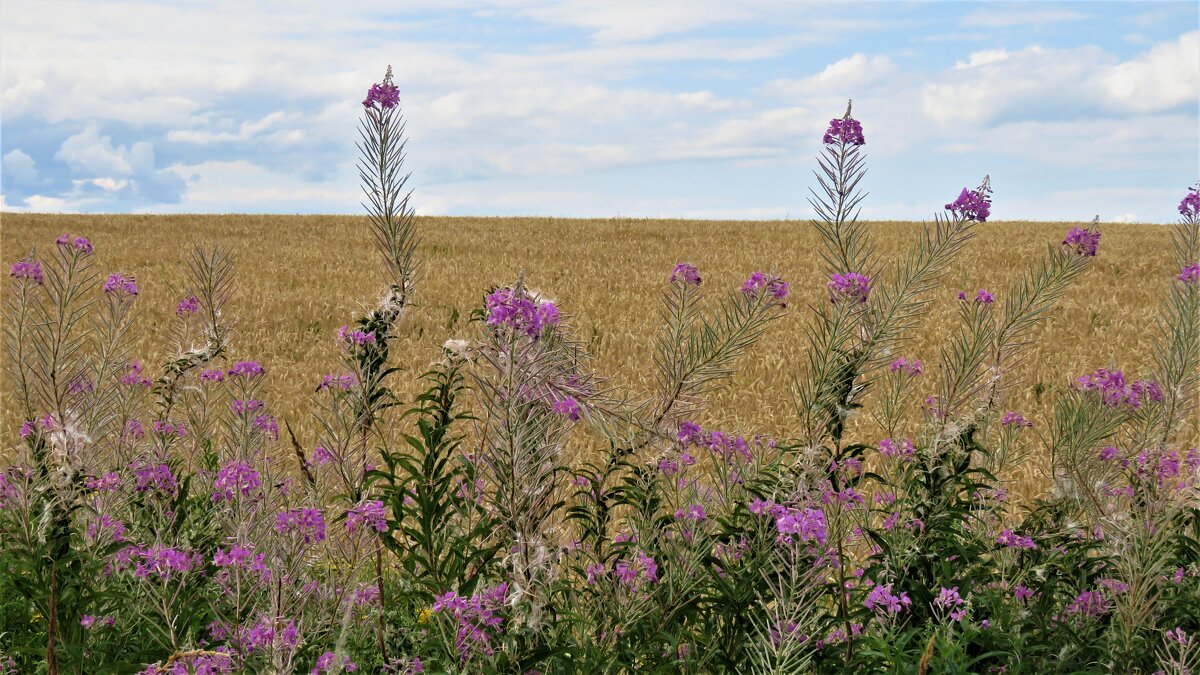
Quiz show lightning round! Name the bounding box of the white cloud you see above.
[960,8,1090,28]
[923,33,1200,127]
[519,1,753,43]
[1101,31,1200,113]
[2,149,38,184]
[764,54,897,99]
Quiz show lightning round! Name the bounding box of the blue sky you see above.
[1,1,1197,221]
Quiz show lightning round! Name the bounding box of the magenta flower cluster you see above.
[823,116,865,146]
[10,259,44,285]
[1179,188,1200,218]
[741,271,789,305]
[55,232,93,255]
[888,357,923,376]
[827,272,871,304]
[551,395,581,421]
[958,288,994,304]
[878,437,915,461]
[338,325,377,347]
[1000,411,1033,428]
[345,500,388,534]
[1179,262,1200,286]
[945,188,991,222]
[670,262,702,286]
[212,460,262,502]
[485,287,561,338]
[227,360,265,378]
[103,273,138,296]
[275,508,327,544]
[363,80,400,110]
[864,582,912,615]
[432,583,509,662]
[1075,368,1162,410]
[176,295,200,316]
[1062,227,1101,257]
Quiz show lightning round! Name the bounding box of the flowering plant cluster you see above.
[3,74,1199,675]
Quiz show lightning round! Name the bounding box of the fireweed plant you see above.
[1,72,1198,674]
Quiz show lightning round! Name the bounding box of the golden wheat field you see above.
[2,213,1193,500]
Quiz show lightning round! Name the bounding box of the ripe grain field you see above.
[2,213,1190,499]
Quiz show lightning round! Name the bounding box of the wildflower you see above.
[311,446,336,465]
[9,259,43,285]
[1099,446,1120,461]
[741,271,789,305]
[1178,262,1200,286]
[1014,584,1034,603]
[56,234,93,255]
[1062,227,1101,257]
[176,295,200,316]
[80,615,96,629]
[1064,589,1109,619]
[934,586,967,621]
[132,463,177,495]
[102,273,138,296]
[432,583,509,662]
[485,287,560,337]
[346,500,388,534]
[997,529,1036,550]
[827,272,871,304]
[823,114,866,146]
[363,67,400,110]
[212,545,271,580]
[552,396,581,421]
[338,325,377,346]
[678,421,703,445]
[945,187,991,222]
[227,360,265,378]
[1076,368,1161,410]
[128,544,203,580]
[19,420,35,439]
[352,584,381,607]
[85,472,121,492]
[200,368,225,383]
[85,515,126,543]
[275,508,326,544]
[316,369,352,391]
[1166,627,1190,645]
[864,583,912,615]
[774,507,827,545]
[1179,187,1200,218]
[670,262,702,286]
[312,651,358,674]
[889,357,923,375]
[613,550,659,590]
[152,420,187,438]
[232,399,265,415]
[1000,411,1032,428]
[253,414,279,440]
[120,360,152,387]
[212,460,262,501]
[674,504,707,521]
[878,437,915,461]
[959,288,994,304]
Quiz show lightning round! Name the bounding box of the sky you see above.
[1,1,1198,222]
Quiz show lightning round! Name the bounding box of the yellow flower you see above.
[417,607,432,624]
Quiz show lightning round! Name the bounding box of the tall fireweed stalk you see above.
[2,77,1198,675]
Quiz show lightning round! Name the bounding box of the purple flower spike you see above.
[742,271,789,306]
[670,262,702,286]
[103,273,138,297]
[176,295,200,316]
[363,66,400,110]
[823,102,865,145]
[9,259,44,285]
[827,272,871,304]
[1063,227,1101,257]
[1179,187,1199,218]
[552,396,582,421]
[1178,262,1200,286]
[946,187,991,223]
